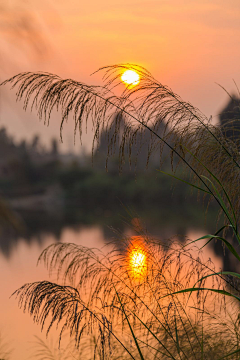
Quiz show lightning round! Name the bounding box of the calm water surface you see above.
[0,226,222,360]
[0,226,107,360]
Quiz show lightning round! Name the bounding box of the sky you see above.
[0,3,239,357]
[1,0,240,152]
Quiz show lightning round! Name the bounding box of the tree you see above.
[219,95,240,145]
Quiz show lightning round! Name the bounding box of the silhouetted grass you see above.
[12,235,240,359]
[2,64,240,358]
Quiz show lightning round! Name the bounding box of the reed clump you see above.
[12,235,240,359]
[2,64,240,359]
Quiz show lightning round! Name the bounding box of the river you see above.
[0,225,222,360]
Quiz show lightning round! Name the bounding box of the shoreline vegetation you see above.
[1,64,240,359]
[0,125,219,260]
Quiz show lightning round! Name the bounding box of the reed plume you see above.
[1,64,239,227]
[2,64,240,359]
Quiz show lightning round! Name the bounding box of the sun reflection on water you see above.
[128,236,148,278]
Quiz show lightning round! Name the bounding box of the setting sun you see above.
[121,70,140,87]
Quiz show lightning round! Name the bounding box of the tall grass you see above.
[1,64,240,359]
[12,235,240,359]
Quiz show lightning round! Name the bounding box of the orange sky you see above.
[1,0,240,152]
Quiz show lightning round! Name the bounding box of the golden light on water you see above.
[121,70,140,88]
[128,236,147,278]
[130,250,146,275]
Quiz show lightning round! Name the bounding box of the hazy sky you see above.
[1,0,240,152]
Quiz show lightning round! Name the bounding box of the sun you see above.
[121,70,140,88]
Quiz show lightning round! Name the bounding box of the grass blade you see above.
[158,170,211,194]
[218,347,240,359]
[162,287,240,303]
[174,315,180,356]
[194,271,240,287]
[113,285,145,360]
[129,309,177,360]
[185,234,240,262]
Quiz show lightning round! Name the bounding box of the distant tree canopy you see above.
[0,126,60,183]
[219,95,240,145]
[94,112,175,172]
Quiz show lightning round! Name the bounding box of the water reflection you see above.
[0,207,214,257]
[0,226,106,360]
[1,221,227,360]
[1,225,226,360]
[127,236,148,278]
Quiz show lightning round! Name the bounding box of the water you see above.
[0,226,222,360]
[0,226,107,360]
